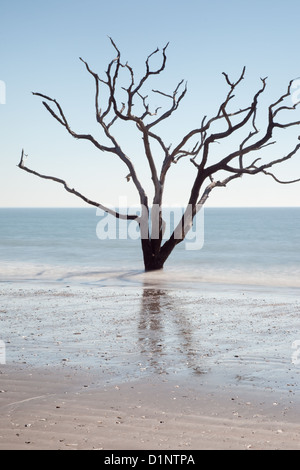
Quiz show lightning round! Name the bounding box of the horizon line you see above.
[1,205,300,210]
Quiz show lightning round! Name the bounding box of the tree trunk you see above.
[141,234,180,271]
[144,255,165,272]
[141,238,165,271]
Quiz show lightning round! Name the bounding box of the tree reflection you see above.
[138,287,205,376]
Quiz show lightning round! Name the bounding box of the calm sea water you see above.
[0,207,300,287]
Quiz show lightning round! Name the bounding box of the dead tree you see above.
[19,38,300,271]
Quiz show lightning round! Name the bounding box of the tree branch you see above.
[18,150,139,220]
[169,68,253,163]
[223,142,300,180]
[205,78,300,179]
[32,92,114,153]
[32,92,149,210]
[148,80,187,129]
[197,173,242,206]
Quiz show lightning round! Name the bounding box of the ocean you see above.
[0,207,300,288]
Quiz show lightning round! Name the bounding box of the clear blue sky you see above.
[1,0,300,207]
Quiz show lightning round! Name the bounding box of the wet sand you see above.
[0,280,300,450]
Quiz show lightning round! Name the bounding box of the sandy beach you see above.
[2,0,300,453]
[0,278,300,450]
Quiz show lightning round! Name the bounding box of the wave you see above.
[1,260,300,291]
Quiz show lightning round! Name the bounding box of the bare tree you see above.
[19,38,300,271]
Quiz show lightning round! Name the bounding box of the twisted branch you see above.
[18,150,138,220]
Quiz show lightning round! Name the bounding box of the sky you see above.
[1,0,300,208]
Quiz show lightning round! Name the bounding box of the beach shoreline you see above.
[0,280,300,450]
[1,364,300,450]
